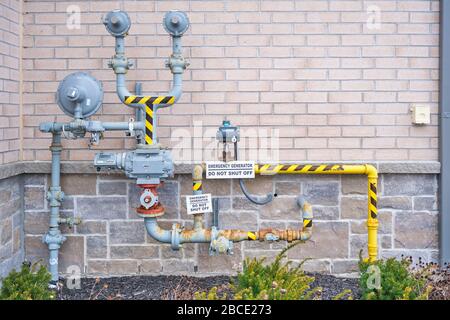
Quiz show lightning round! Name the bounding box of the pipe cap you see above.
[102,10,131,37]
[163,11,189,36]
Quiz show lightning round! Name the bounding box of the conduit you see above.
[254,163,379,262]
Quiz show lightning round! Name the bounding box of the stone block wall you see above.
[0,175,24,282]
[23,172,438,277]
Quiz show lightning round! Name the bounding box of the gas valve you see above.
[136,184,164,218]
[216,120,240,162]
[209,227,234,255]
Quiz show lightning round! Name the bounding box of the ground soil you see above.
[57,273,360,300]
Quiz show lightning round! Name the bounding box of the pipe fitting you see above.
[209,227,233,255]
[166,53,189,74]
[46,187,64,207]
[58,217,82,229]
[365,164,378,179]
[42,231,66,250]
[108,54,134,74]
[171,223,182,250]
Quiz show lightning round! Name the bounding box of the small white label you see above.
[206,161,255,179]
[186,193,213,215]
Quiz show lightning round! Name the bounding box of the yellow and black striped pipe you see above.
[192,181,202,192]
[124,96,175,145]
[144,104,154,145]
[255,163,378,262]
[124,95,175,106]
[255,164,345,174]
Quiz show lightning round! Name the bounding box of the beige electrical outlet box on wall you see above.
[411,105,431,125]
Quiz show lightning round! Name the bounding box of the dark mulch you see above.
[309,273,360,300]
[425,264,450,300]
[57,275,231,300]
[57,273,360,300]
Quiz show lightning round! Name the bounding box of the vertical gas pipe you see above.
[102,10,190,219]
[42,132,66,286]
[192,165,204,230]
[366,165,378,263]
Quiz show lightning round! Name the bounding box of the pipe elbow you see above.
[365,164,378,179]
[144,218,171,243]
[157,84,183,109]
[300,229,313,241]
[116,80,134,105]
[297,196,313,220]
[170,85,182,104]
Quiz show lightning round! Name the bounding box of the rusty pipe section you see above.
[144,163,314,252]
[143,196,313,252]
[143,217,248,244]
[256,196,313,242]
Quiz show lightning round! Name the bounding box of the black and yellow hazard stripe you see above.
[368,181,378,219]
[124,95,175,106]
[145,104,154,145]
[192,181,202,192]
[125,95,175,145]
[303,219,313,228]
[256,164,345,174]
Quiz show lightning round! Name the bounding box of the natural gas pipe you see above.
[103,9,189,145]
[39,10,190,285]
[144,165,314,255]
[38,8,378,287]
[97,9,190,218]
[255,163,379,262]
[215,120,379,262]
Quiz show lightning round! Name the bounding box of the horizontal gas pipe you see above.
[144,165,313,248]
[255,163,378,262]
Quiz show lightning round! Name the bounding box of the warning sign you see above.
[186,194,213,215]
[206,161,255,179]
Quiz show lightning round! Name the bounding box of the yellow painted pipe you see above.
[255,163,378,262]
[192,164,204,230]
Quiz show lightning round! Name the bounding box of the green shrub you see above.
[197,242,324,300]
[232,253,320,300]
[0,262,55,300]
[359,254,431,300]
[194,286,227,300]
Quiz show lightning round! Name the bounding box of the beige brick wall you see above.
[0,0,21,164]
[22,0,440,162]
